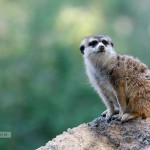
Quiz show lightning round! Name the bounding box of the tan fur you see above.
[80,35,150,122]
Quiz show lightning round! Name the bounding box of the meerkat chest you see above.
[86,65,114,93]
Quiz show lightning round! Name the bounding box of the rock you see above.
[36,117,150,150]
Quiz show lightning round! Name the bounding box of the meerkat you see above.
[79,35,150,122]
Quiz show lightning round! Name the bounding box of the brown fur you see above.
[110,54,150,118]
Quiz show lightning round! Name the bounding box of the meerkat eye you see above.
[102,40,109,46]
[88,40,98,47]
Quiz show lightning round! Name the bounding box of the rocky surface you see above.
[36,117,150,150]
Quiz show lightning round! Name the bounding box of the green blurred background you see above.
[0,0,150,149]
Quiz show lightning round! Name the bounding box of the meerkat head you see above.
[80,35,116,61]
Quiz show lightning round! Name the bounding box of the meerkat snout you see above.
[98,45,105,52]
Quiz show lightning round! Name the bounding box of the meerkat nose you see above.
[99,45,105,52]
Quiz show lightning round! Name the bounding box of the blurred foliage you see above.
[0,0,150,149]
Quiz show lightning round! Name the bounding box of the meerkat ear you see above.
[80,45,85,54]
[111,42,114,47]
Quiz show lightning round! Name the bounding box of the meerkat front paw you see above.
[101,110,113,118]
[101,110,119,119]
[101,110,108,117]
[119,113,139,122]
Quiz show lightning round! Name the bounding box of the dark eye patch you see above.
[102,40,109,46]
[88,40,98,47]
